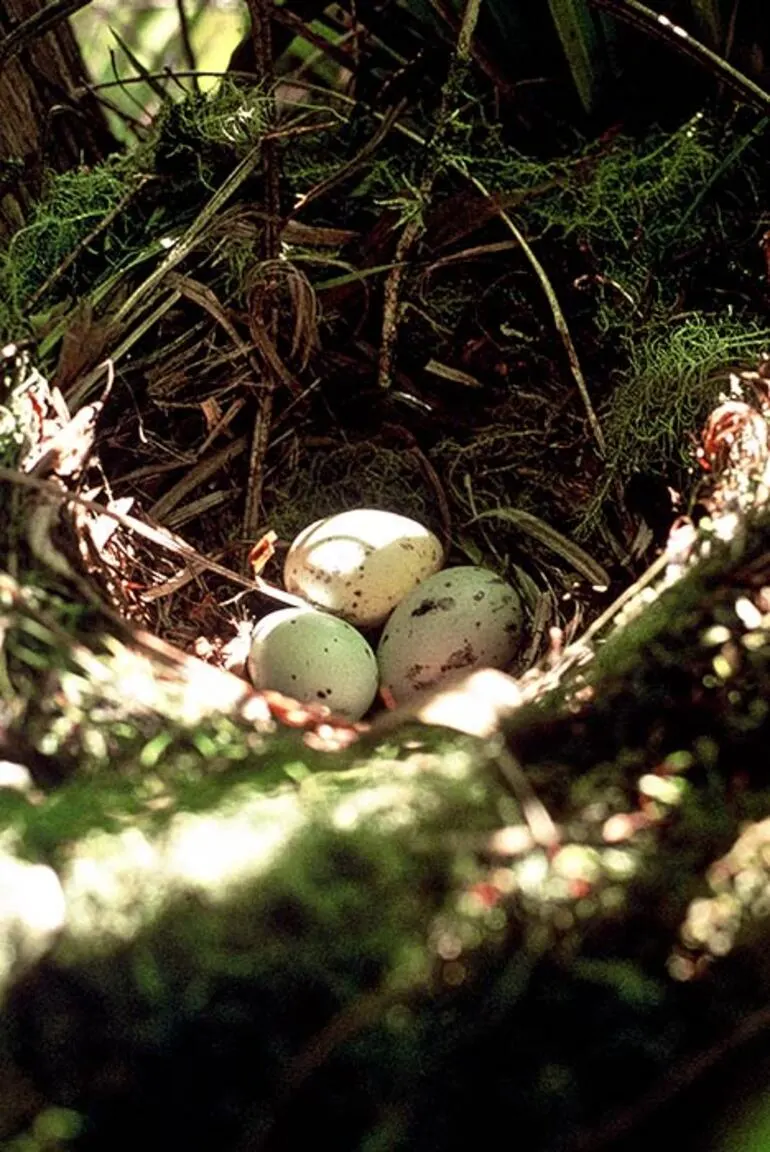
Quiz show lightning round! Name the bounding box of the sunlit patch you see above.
[601,848,638,880]
[488,825,535,857]
[0,857,66,992]
[63,827,162,946]
[709,511,740,542]
[551,844,602,884]
[638,774,687,807]
[701,624,731,646]
[0,761,33,793]
[677,818,770,970]
[514,850,549,897]
[602,811,651,843]
[734,596,763,630]
[712,651,736,679]
[166,793,301,891]
[683,894,738,957]
[331,782,419,831]
[61,793,304,951]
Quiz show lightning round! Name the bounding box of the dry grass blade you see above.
[148,437,246,522]
[469,506,610,587]
[246,260,319,371]
[468,173,608,458]
[67,289,183,407]
[0,467,307,608]
[113,141,266,328]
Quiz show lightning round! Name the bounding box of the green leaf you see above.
[548,0,600,112]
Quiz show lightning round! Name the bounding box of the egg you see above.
[247,607,378,721]
[377,566,523,704]
[284,508,444,628]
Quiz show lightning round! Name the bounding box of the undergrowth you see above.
[1,76,769,579]
[580,313,770,533]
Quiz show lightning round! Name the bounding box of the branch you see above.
[0,0,93,73]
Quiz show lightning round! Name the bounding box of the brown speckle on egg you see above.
[377,566,523,705]
[283,508,444,627]
[441,641,475,672]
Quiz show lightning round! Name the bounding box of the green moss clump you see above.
[1,161,132,318]
[604,315,770,476]
[578,313,770,531]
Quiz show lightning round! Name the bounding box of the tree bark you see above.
[0,0,113,236]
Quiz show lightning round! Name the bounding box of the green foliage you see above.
[4,1107,84,1152]
[474,114,733,317]
[152,79,274,189]
[0,82,278,340]
[71,0,245,142]
[548,0,603,112]
[0,160,133,324]
[602,312,770,475]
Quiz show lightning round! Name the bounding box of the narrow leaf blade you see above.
[548,0,600,112]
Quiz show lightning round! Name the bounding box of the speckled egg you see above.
[247,607,378,720]
[377,566,523,704]
[284,508,444,628]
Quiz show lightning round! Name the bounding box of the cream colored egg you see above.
[284,508,444,628]
[377,566,523,704]
[247,607,378,721]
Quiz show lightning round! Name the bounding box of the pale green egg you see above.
[248,607,378,720]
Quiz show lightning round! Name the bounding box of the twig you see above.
[378,215,423,390]
[467,174,607,457]
[566,1000,770,1152]
[0,467,308,609]
[0,0,92,72]
[242,0,281,556]
[378,0,484,389]
[175,0,199,93]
